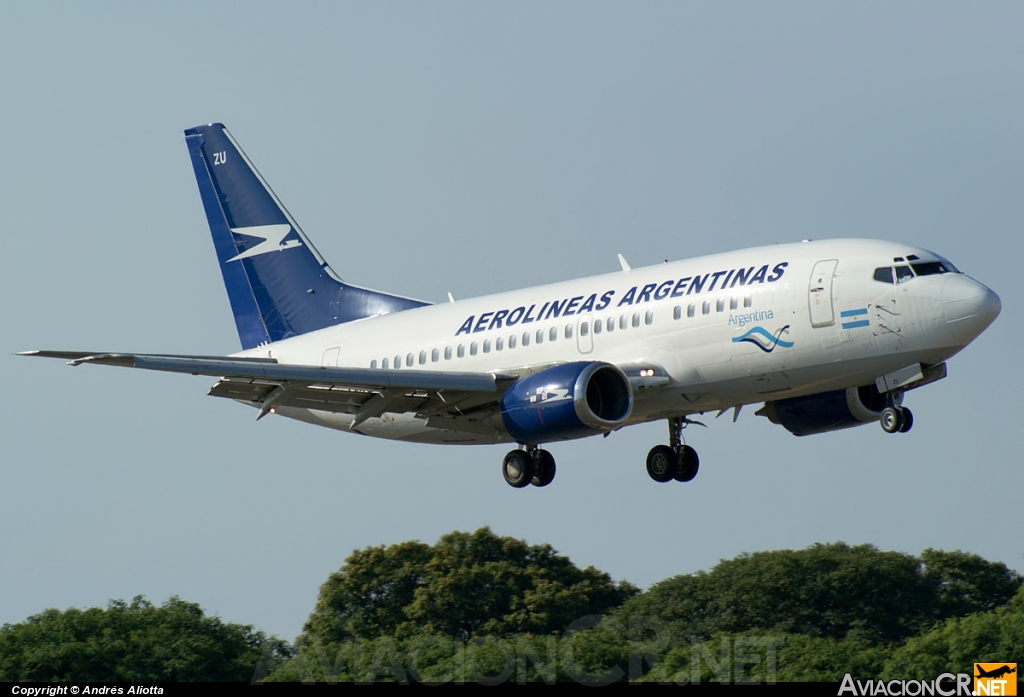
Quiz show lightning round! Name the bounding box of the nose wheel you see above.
[880,406,913,434]
[647,417,701,483]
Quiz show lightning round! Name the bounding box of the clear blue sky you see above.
[2,2,1021,642]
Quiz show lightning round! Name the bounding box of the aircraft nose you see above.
[942,275,1001,345]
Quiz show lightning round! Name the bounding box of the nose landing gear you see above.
[879,390,913,434]
[646,417,701,484]
[880,406,914,434]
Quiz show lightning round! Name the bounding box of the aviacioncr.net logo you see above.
[838,673,973,696]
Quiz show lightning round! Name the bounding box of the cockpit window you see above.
[873,267,894,284]
[911,261,956,277]
[895,265,914,283]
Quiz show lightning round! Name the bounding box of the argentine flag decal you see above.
[840,308,870,330]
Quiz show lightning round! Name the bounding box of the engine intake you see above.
[500,362,633,444]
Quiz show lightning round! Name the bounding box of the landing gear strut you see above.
[646,417,701,483]
[502,447,557,488]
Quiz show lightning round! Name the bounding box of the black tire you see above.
[673,445,700,482]
[898,407,914,433]
[502,450,534,488]
[646,445,676,483]
[880,407,902,434]
[531,450,557,487]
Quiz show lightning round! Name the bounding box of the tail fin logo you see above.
[228,224,302,262]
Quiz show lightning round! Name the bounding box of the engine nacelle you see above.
[500,362,633,444]
[757,384,901,436]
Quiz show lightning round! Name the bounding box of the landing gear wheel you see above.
[646,445,676,483]
[673,445,700,482]
[502,450,535,488]
[898,407,913,433]
[531,450,557,487]
[880,407,903,434]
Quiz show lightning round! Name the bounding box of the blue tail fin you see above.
[184,123,429,349]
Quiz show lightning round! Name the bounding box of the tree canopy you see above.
[301,527,638,645]
[614,543,1022,645]
[0,596,291,682]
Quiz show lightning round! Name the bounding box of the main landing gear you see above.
[646,417,700,484]
[502,447,556,488]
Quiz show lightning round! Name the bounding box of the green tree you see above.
[0,596,292,682]
[615,543,1012,645]
[302,528,637,645]
[920,549,1023,619]
[882,585,1024,679]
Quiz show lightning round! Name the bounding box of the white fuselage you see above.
[235,239,999,445]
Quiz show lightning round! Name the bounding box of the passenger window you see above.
[457,344,465,358]
[509,334,517,349]
[431,348,439,363]
[619,315,627,330]
[702,301,710,315]
[580,322,589,337]
[593,319,602,334]
[483,339,490,353]
[470,342,478,356]
[895,265,914,283]
[743,295,752,308]
[407,353,414,367]
[536,329,544,344]
[873,267,894,284]
[522,332,530,346]
[645,310,653,325]
[564,324,573,339]
[549,326,558,342]
[607,317,615,332]
[673,306,681,320]
[716,298,725,313]
[496,337,503,351]
[632,313,640,328]
[419,350,426,365]
[444,346,452,360]
[687,303,695,318]
[382,357,389,369]
[730,297,738,310]
[394,355,401,368]
[370,359,378,369]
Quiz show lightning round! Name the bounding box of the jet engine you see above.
[757,384,899,436]
[500,362,633,443]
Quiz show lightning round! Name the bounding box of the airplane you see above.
[975,665,1016,680]
[21,123,1002,488]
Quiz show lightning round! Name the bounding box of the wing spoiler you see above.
[19,350,510,393]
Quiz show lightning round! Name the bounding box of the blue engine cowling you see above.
[757,384,901,436]
[500,362,633,444]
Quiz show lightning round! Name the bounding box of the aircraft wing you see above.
[19,350,516,432]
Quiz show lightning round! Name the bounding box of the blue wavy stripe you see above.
[731,325,794,353]
[842,320,870,329]
[841,308,868,317]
